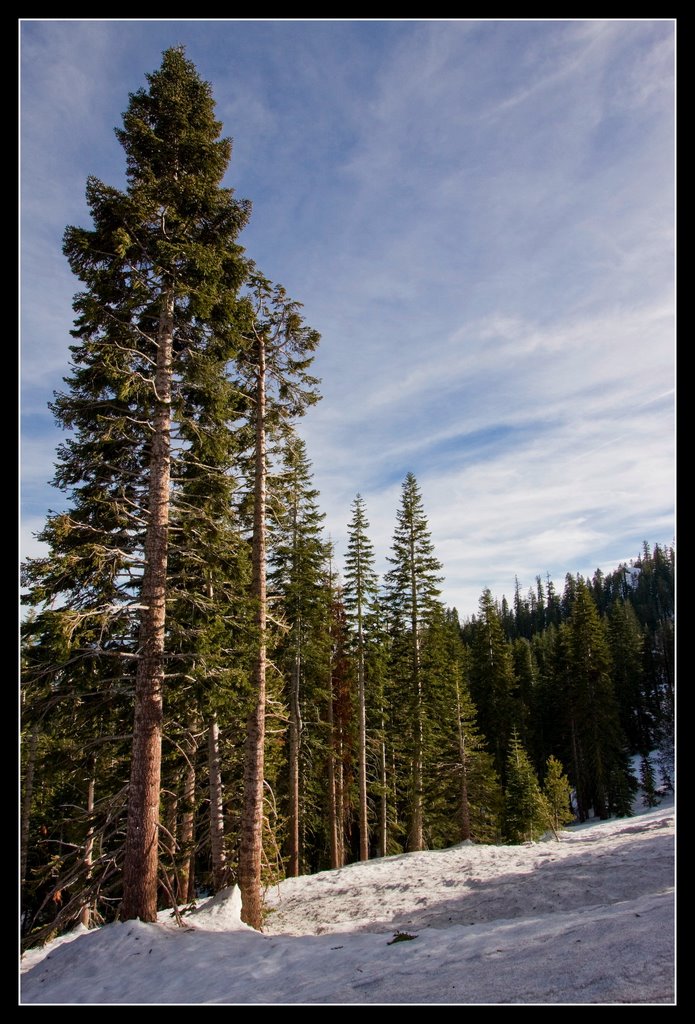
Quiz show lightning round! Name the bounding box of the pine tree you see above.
[51,46,252,921]
[563,580,636,820]
[237,276,320,927]
[343,494,379,861]
[365,595,394,857]
[542,755,574,835]
[328,583,356,866]
[628,544,674,761]
[607,599,650,753]
[22,47,253,924]
[503,732,551,844]
[527,626,560,768]
[534,575,546,632]
[422,607,503,845]
[639,755,659,808]
[163,302,252,902]
[384,473,443,852]
[324,554,351,869]
[269,434,327,877]
[511,637,536,748]
[545,575,562,627]
[469,589,517,779]
[513,576,532,639]
[20,613,133,944]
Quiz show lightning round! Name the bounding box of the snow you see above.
[625,566,642,587]
[186,885,252,933]
[20,800,674,1005]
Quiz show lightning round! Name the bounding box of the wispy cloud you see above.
[20,20,675,615]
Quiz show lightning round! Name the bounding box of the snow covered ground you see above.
[20,800,675,1005]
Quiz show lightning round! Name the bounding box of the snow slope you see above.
[20,802,674,1005]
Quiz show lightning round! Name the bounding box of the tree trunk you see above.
[80,759,96,927]
[21,727,39,887]
[570,717,587,822]
[162,790,178,896]
[122,289,173,922]
[208,714,227,891]
[239,335,267,929]
[335,728,345,868]
[408,729,424,851]
[326,663,340,869]
[455,680,471,842]
[178,720,198,903]
[357,614,369,861]
[379,709,388,858]
[408,531,424,852]
[390,749,400,846]
[288,644,302,877]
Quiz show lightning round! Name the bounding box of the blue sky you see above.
[20,19,675,617]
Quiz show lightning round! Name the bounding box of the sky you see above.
[20,795,675,1004]
[20,19,676,617]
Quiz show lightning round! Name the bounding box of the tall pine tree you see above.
[384,473,443,852]
[269,434,328,877]
[23,47,251,923]
[343,494,379,861]
[237,275,320,927]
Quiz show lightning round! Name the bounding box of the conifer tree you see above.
[343,494,379,860]
[606,599,650,753]
[469,589,517,779]
[20,609,135,945]
[511,637,536,748]
[639,755,659,808]
[162,300,252,901]
[237,276,320,927]
[323,553,351,869]
[365,595,394,857]
[269,434,328,877]
[534,575,547,632]
[545,575,562,627]
[563,580,636,820]
[384,473,443,851]
[527,626,560,767]
[423,607,503,845]
[328,585,355,866]
[503,731,551,843]
[632,546,674,782]
[542,755,574,835]
[23,47,252,923]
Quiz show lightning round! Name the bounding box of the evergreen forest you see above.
[20,48,675,949]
